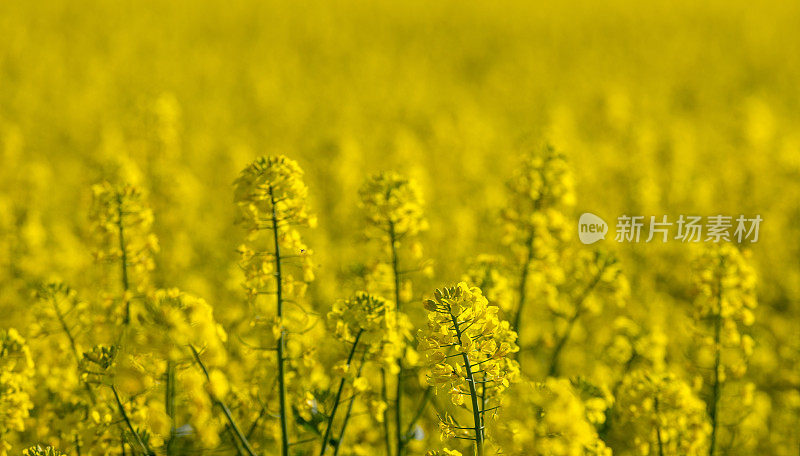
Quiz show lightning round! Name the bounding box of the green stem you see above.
[388,222,402,312]
[547,310,580,377]
[320,330,363,455]
[512,231,535,337]
[449,311,484,456]
[190,345,257,456]
[269,186,291,456]
[709,264,724,456]
[381,369,393,456]
[111,385,155,456]
[512,193,543,344]
[50,294,97,404]
[388,222,405,456]
[547,265,606,377]
[654,395,665,456]
[165,361,176,455]
[227,425,246,456]
[246,404,268,440]
[334,350,369,456]
[598,353,637,439]
[115,192,130,324]
[403,386,432,440]
[479,371,486,431]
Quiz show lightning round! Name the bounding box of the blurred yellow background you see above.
[2,0,800,454]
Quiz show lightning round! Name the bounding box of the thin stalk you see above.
[111,385,155,456]
[654,395,665,456]
[269,186,291,456]
[512,193,543,342]
[388,222,402,312]
[245,405,268,440]
[709,266,724,456]
[227,425,246,456]
[388,222,405,456]
[479,372,486,431]
[190,345,257,456]
[115,193,130,324]
[449,311,484,456]
[547,310,580,377]
[381,369,393,456]
[598,353,637,439]
[334,350,369,456]
[403,386,433,440]
[165,361,176,455]
[512,231,535,337]
[50,295,97,404]
[547,266,605,376]
[320,330,363,455]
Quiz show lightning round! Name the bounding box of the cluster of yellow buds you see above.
[419,283,519,398]
[234,155,315,231]
[614,369,711,456]
[78,345,117,386]
[90,182,159,291]
[136,288,228,364]
[329,291,410,369]
[359,172,428,242]
[234,155,315,232]
[501,145,574,257]
[359,171,430,307]
[418,283,519,453]
[31,282,89,352]
[500,146,576,340]
[234,155,315,304]
[21,447,66,456]
[0,329,34,456]
[328,292,391,339]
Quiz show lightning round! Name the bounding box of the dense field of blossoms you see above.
[2,0,800,455]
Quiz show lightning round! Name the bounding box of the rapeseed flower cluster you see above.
[418,283,519,456]
[234,155,319,456]
[21,447,66,456]
[90,182,159,294]
[501,146,574,344]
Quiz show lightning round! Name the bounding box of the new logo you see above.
[578,213,608,244]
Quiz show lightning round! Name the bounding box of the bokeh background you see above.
[2,0,800,454]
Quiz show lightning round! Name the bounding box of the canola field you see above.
[2,0,800,455]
